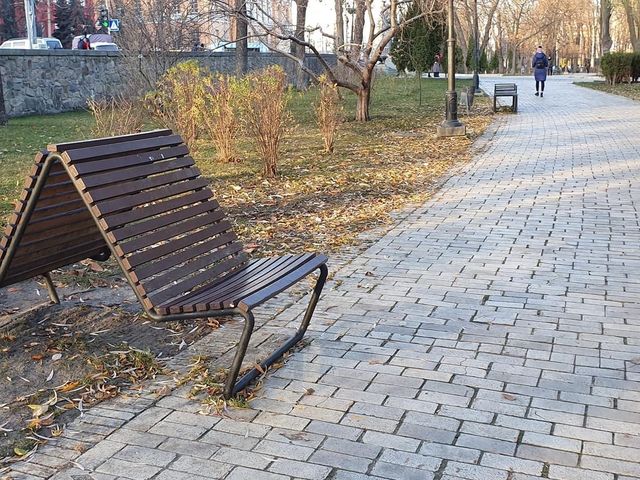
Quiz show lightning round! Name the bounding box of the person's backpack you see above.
[535,55,546,69]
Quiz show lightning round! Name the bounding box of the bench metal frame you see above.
[493,83,518,113]
[1,138,328,399]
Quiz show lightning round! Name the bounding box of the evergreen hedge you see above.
[601,52,640,85]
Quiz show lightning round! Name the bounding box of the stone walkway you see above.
[8,76,640,480]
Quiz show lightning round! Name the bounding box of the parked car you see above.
[92,42,118,51]
[0,37,62,49]
[71,33,116,50]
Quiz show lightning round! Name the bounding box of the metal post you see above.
[47,0,52,37]
[437,0,466,137]
[472,0,480,92]
[23,0,37,49]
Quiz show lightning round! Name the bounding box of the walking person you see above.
[432,58,441,78]
[532,46,548,97]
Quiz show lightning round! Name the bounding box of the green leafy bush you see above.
[600,52,640,85]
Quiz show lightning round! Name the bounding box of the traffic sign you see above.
[109,19,120,32]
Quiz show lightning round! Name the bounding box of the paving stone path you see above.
[8,76,640,480]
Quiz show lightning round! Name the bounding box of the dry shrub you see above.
[87,96,144,138]
[240,65,290,178]
[202,74,245,163]
[146,60,207,149]
[315,76,343,154]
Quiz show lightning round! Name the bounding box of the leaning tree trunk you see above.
[235,0,248,75]
[0,68,6,126]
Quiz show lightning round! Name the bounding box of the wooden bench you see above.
[459,85,475,115]
[493,83,518,113]
[0,130,328,398]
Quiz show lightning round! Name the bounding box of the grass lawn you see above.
[575,81,640,102]
[0,75,493,257]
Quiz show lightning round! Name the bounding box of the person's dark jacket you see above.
[532,52,548,81]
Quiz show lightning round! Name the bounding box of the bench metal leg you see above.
[42,272,60,304]
[225,264,329,398]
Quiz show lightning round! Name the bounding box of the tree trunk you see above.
[511,47,517,75]
[601,0,612,55]
[235,0,248,75]
[293,0,309,89]
[355,86,370,121]
[351,0,365,61]
[0,67,6,126]
[334,0,344,52]
[621,1,640,52]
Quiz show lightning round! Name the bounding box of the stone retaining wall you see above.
[0,50,336,117]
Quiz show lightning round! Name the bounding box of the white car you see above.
[0,37,63,49]
[92,42,119,51]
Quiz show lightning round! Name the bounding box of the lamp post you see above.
[437,0,466,137]
[472,0,480,92]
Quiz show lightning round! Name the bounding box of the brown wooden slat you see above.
[108,201,221,243]
[116,209,227,255]
[171,255,284,313]
[142,242,244,293]
[167,257,273,309]
[176,256,290,310]
[101,189,211,231]
[126,225,235,269]
[29,198,86,221]
[48,129,173,153]
[19,218,98,246]
[149,253,248,309]
[236,254,327,312]
[25,190,83,210]
[222,255,318,308]
[77,157,195,190]
[204,254,314,310]
[87,166,199,203]
[72,145,189,176]
[19,209,91,235]
[45,169,71,186]
[8,238,107,273]
[132,233,240,282]
[1,243,107,286]
[12,231,105,262]
[95,177,209,217]
[61,134,183,162]
[37,181,76,200]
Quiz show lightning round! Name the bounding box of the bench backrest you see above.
[494,83,517,93]
[1,130,248,314]
[0,152,107,287]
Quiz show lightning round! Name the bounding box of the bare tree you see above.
[292,0,309,88]
[235,0,248,74]
[234,0,444,121]
[115,0,220,92]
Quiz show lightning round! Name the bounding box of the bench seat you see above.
[493,83,518,113]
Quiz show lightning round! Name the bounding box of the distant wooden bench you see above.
[460,86,475,115]
[493,83,518,113]
[0,130,328,398]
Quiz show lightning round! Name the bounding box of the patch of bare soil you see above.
[0,266,222,462]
